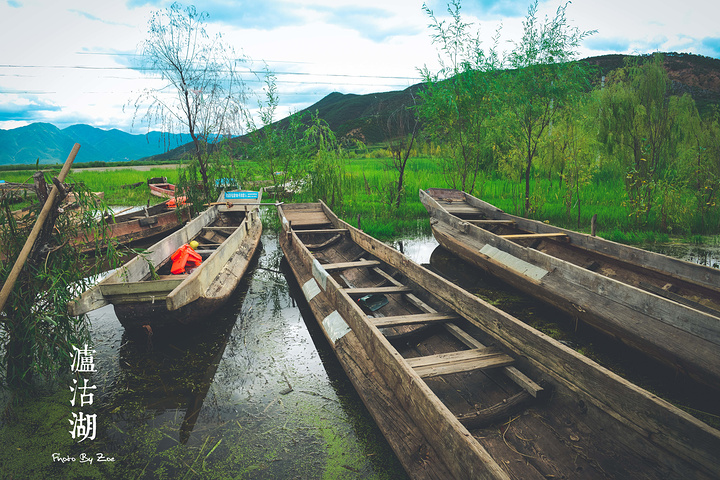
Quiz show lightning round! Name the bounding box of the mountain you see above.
[0,123,194,165]
[4,52,719,166]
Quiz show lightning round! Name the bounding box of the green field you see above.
[3,157,718,246]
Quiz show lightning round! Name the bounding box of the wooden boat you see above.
[277,201,720,479]
[420,188,720,390]
[71,200,192,252]
[149,182,177,198]
[69,190,262,333]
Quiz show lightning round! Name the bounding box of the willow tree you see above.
[501,1,594,216]
[131,3,249,192]
[595,54,692,226]
[0,172,120,387]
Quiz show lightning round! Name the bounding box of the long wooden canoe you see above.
[69,190,262,333]
[277,201,720,479]
[420,188,720,390]
[71,200,191,252]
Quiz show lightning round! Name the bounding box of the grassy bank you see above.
[4,157,718,245]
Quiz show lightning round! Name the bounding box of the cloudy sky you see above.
[1,0,718,134]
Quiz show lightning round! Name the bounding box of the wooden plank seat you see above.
[466,219,516,225]
[295,228,349,235]
[371,312,460,328]
[322,260,382,271]
[405,347,515,379]
[202,226,236,232]
[373,264,544,397]
[500,232,568,240]
[344,286,412,295]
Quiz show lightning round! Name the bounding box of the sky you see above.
[1,0,718,135]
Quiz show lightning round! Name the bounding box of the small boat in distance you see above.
[277,201,720,479]
[420,188,720,390]
[71,200,192,253]
[69,190,263,334]
[149,182,177,198]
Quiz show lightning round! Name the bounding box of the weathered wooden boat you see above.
[149,182,177,198]
[71,200,192,252]
[277,201,720,479]
[421,188,720,390]
[69,190,262,333]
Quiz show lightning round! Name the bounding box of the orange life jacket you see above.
[170,244,202,274]
[166,196,187,209]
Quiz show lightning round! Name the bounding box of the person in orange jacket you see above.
[171,240,202,274]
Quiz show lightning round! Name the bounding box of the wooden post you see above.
[591,214,597,237]
[0,144,80,315]
[357,213,361,230]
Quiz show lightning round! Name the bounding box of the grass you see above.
[4,155,719,244]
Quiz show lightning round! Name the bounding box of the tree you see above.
[417,0,501,194]
[595,54,690,226]
[0,172,120,387]
[131,2,249,191]
[304,112,344,208]
[381,92,419,208]
[502,0,594,216]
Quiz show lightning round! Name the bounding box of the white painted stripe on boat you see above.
[323,310,351,343]
[479,244,549,281]
[302,278,321,302]
[312,259,329,291]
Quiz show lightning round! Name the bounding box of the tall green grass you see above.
[5,157,717,244]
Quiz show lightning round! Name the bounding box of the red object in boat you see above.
[170,244,202,274]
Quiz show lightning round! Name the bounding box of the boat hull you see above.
[421,188,720,389]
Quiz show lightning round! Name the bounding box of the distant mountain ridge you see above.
[0,123,194,165]
[4,53,719,166]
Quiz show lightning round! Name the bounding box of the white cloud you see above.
[0,0,717,133]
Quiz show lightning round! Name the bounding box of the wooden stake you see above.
[0,144,80,315]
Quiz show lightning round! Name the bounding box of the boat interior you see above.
[280,203,711,479]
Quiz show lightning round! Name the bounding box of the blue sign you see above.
[225,191,259,200]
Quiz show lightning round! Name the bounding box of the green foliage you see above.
[302,112,345,208]
[500,0,595,215]
[0,179,122,387]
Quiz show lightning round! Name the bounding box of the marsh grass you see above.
[4,157,717,244]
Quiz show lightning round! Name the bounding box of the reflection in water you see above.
[643,243,720,269]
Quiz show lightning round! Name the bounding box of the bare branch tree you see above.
[130,3,249,189]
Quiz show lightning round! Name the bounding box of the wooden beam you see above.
[499,232,568,240]
[372,312,459,328]
[323,260,382,271]
[372,263,543,397]
[344,286,412,295]
[202,226,236,232]
[466,219,515,225]
[295,228,349,234]
[406,347,515,379]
